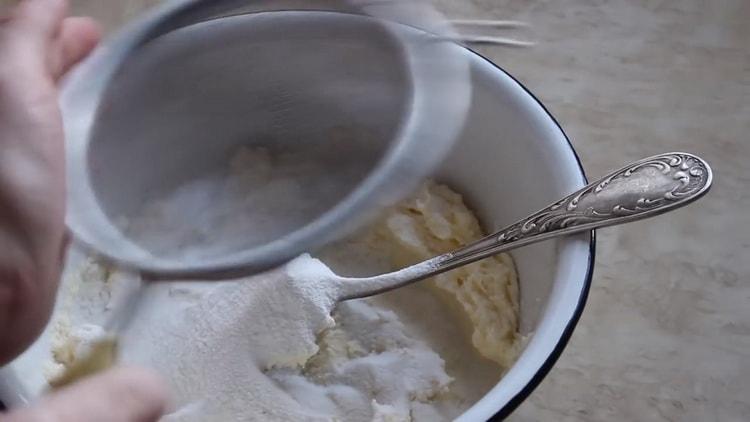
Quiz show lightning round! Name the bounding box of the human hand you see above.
[0,0,99,363]
[2,367,169,422]
[0,1,170,420]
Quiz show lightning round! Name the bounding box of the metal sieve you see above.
[62,0,471,279]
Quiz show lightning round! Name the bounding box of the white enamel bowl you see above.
[433,51,594,420]
[0,39,594,422]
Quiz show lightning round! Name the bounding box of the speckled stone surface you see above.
[4,0,747,420]
[446,2,750,421]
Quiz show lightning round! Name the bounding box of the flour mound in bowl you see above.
[40,181,520,421]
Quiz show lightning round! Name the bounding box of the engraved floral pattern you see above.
[442,153,711,266]
[496,153,711,243]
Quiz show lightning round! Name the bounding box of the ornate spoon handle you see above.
[341,152,712,300]
[438,152,712,271]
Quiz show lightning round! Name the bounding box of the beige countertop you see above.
[5,0,748,420]
[451,2,749,420]
[456,2,749,420]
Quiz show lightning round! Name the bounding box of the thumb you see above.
[4,367,170,422]
[50,16,100,81]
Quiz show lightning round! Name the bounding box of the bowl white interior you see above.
[0,48,592,419]
[436,52,592,421]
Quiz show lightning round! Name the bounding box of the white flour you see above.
[124,144,370,261]
[100,149,485,420]
[119,255,347,420]
[22,178,520,421]
[95,252,467,421]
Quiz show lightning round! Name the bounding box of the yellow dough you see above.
[48,335,118,389]
[370,181,521,369]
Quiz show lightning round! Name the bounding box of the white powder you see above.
[28,177,520,421]
[123,144,372,261]
[35,248,506,420]
[101,148,477,420]
[106,250,472,421]
[114,252,461,420]
[270,299,454,420]
[119,255,348,420]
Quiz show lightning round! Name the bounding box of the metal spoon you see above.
[51,152,711,386]
[336,151,712,300]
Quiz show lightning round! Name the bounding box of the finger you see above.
[5,367,170,422]
[51,16,100,80]
[0,5,13,25]
[9,0,67,44]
